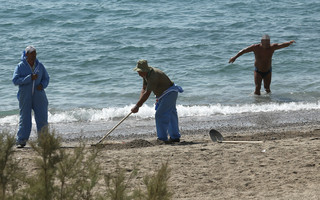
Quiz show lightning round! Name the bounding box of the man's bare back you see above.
[229,34,295,95]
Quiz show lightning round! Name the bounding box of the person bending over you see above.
[131,59,183,144]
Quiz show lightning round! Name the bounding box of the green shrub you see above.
[56,142,86,200]
[143,162,172,200]
[103,161,173,200]
[71,146,101,200]
[0,129,174,200]
[21,131,102,200]
[0,131,23,200]
[104,162,139,200]
[21,129,62,200]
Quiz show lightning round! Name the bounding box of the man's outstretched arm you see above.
[273,40,295,50]
[229,45,255,63]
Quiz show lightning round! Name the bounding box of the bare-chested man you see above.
[229,34,295,95]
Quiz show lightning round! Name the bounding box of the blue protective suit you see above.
[155,84,183,141]
[12,52,50,145]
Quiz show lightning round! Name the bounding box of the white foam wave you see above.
[178,101,320,116]
[0,101,319,125]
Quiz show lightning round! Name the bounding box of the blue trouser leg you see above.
[155,92,180,141]
[33,90,48,133]
[17,93,32,144]
[16,89,48,144]
[168,105,180,139]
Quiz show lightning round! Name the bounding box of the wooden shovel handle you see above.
[218,140,263,144]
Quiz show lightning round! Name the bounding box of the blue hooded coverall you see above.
[12,52,50,145]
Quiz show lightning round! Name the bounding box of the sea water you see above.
[1,0,319,139]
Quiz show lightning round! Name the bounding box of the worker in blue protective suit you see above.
[12,46,50,148]
[131,60,183,144]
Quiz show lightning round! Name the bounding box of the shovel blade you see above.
[209,129,263,144]
[209,129,224,142]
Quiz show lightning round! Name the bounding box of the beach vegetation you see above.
[20,130,102,200]
[0,131,23,200]
[20,129,62,200]
[0,129,173,200]
[102,161,172,200]
[143,161,172,200]
[103,161,139,200]
[70,145,101,200]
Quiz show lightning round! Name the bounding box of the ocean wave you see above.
[1,0,320,130]
[1,101,319,126]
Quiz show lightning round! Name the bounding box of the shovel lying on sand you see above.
[209,129,263,144]
[92,112,132,146]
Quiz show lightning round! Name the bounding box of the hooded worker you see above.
[12,46,50,148]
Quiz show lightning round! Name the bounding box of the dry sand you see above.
[14,128,320,199]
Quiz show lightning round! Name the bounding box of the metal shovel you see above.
[209,129,263,144]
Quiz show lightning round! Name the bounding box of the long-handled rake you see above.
[92,112,132,146]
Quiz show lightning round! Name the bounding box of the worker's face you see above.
[138,71,147,78]
[26,51,37,64]
[261,39,270,48]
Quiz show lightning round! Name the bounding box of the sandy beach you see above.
[13,127,320,199]
[2,1,320,199]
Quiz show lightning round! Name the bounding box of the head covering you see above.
[21,45,37,61]
[133,59,152,72]
[25,45,36,54]
[261,34,270,40]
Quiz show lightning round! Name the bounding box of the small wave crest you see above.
[1,101,319,126]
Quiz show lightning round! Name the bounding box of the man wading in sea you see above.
[229,34,295,95]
